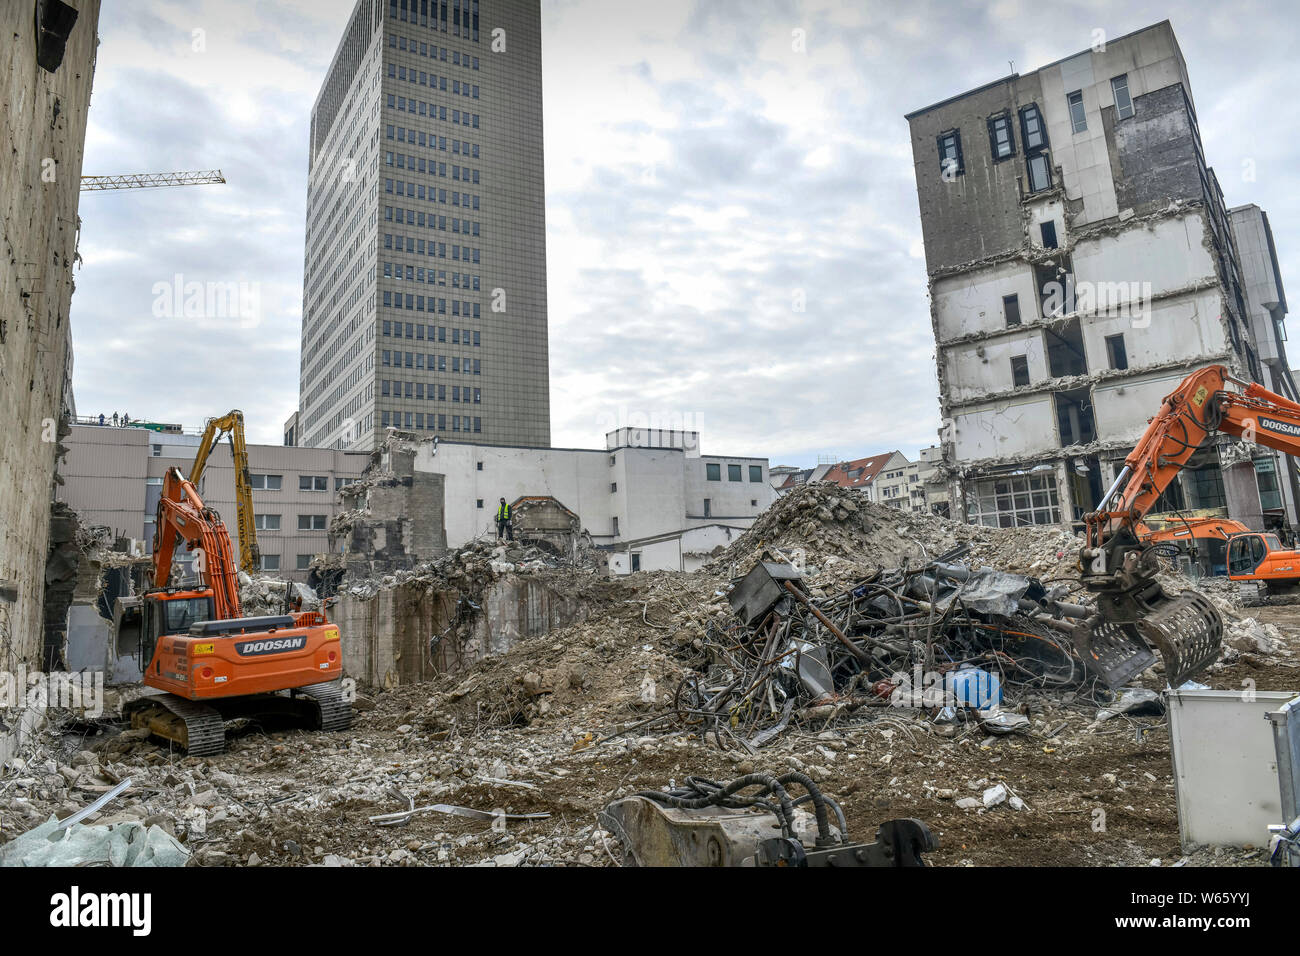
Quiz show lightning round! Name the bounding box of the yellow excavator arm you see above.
[190,410,260,572]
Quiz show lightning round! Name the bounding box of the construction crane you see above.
[189,410,259,572]
[79,169,226,191]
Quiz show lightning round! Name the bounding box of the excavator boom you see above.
[190,410,260,572]
[1078,364,1300,686]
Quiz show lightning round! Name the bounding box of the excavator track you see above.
[296,681,353,732]
[126,681,353,756]
[128,695,227,757]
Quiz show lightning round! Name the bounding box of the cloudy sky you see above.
[72,0,1298,465]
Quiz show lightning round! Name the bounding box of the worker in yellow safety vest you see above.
[496,498,513,542]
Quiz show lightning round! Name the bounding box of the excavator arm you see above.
[190,410,260,572]
[1078,364,1300,686]
[153,467,243,619]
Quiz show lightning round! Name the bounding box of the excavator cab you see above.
[1227,533,1300,590]
[1228,534,1270,577]
[138,588,215,673]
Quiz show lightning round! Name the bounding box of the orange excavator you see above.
[1079,364,1300,687]
[125,467,350,755]
[1138,515,1250,577]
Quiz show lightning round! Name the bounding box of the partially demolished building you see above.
[906,20,1297,532]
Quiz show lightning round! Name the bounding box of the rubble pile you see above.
[713,485,1082,584]
[336,536,601,601]
[4,482,1297,868]
[237,573,321,617]
[665,557,1090,749]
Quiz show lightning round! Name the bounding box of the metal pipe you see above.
[783,580,872,666]
[1096,464,1131,512]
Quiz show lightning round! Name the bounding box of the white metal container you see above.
[1167,688,1297,849]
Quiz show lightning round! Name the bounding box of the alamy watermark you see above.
[594,407,704,457]
[151,273,260,328]
[1041,273,1153,329]
[0,666,104,717]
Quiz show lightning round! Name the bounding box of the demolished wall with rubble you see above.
[327,537,599,688]
[329,437,448,576]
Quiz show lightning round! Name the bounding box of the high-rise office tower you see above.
[298,0,550,450]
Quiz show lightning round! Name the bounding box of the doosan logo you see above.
[50,886,151,936]
[236,635,307,656]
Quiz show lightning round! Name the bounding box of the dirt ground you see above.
[4,489,1298,867]
[0,591,1293,867]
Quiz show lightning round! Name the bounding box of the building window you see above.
[259,554,281,571]
[703,499,711,518]
[254,513,281,531]
[1040,221,1058,249]
[296,554,312,571]
[630,553,641,572]
[706,463,721,481]
[1105,333,1129,370]
[297,514,327,531]
[612,516,619,537]
[1011,355,1030,388]
[967,473,1060,527]
[1067,91,1087,133]
[1111,74,1134,120]
[299,475,328,491]
[476,498,483,509]
[937,129,963,177]
[1003,294,1021,327]
[987,113,1015,161]
[1026,153,1052,193]
[152,444,162,457]
[250,473,283,491]
[610,482,618,493]
[727,464,742,482]
[749,465,762,482]
[1019,104,1047,151]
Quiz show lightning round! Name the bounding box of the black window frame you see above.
[936,128,964,177]
[1019,104,1048,152]
[1026,152,1053,193]
[986,112,1016,162]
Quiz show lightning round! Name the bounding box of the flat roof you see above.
[904,19,1173,120]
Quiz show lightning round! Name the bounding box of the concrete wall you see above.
[0,0,100,681]
[335,573,585,688]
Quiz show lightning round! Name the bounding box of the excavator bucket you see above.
[1079,587,1222,688]
[1075,619,1157,689]
[1134,590,1223,688]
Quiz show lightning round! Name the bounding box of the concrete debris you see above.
[5,483,1291,867]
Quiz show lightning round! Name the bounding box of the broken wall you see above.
[0,1,100,696]
[333,573,586,688]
